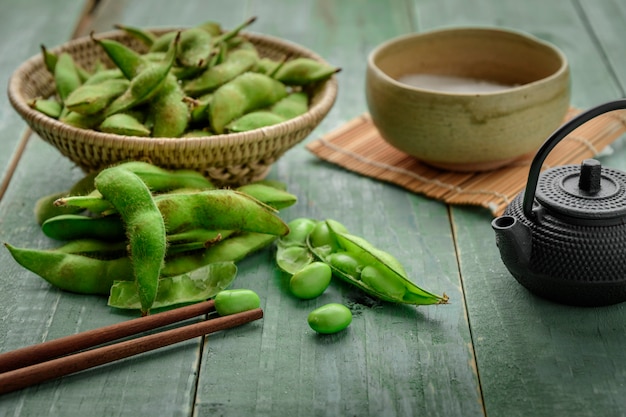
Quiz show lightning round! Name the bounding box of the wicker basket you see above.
[8,29,338,186]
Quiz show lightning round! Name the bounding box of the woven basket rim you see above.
[7,28,338,149]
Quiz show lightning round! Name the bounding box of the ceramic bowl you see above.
[365,27,570,171]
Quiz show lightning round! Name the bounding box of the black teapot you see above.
[492,98,626,306]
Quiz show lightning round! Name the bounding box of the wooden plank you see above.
[426,0,626,416]
[0,0,481,416]
[191,1,481,416]
[0,0,88,198]
[578,0,626,95]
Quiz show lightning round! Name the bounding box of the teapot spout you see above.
[491,215,532,268]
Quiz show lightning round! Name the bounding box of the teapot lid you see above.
[535,159,626,221]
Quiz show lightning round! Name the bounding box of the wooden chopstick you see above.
[0,302,263,395]
[0,299,217,374]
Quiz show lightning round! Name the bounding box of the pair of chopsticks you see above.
[0,300,263,395]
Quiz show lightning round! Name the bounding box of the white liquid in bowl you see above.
[397,74,515,93]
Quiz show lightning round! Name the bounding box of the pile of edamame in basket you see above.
[7,18,448,335]
[30,17,339,136]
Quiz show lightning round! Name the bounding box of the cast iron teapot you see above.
[492,98,626,306]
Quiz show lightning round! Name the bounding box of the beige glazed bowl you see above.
[365,27,570,171]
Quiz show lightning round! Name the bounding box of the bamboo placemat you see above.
[307,108,626,216]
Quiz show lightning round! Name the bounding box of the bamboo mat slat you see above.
[307,108,626,216]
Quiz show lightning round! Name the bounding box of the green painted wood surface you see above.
[0,0,86,193]
[0,0,625,416]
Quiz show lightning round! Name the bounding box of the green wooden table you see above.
[1,0,625,416]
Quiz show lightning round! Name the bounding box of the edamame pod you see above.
[183,47,259,97]
[275,218,317,274]
[4,243,133,295]
[225,111,285,133]
[113,23,157,47]
[308,220,448,305]
[162,232,275,277]
[177,27,213,68]
[99,113,151,136]
[209,72,288,134]
[54,53,83,102]
[41,214,126,241]
[236,182,297,210]
[64,78,130,115]
[149,74,188,137]
[273,57,340,86]
[28,98,62,119]
[108,262,237,311]
[91,33,147,79]
[270,92,309,119]
[95,166,167,315]
[153,189,289,236]
[105,32,180,117]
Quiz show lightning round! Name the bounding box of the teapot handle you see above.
[522,98,626,219]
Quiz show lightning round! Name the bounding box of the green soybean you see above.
[307,303,352,334]
[326,251,361,279]
[289,261,332,299]
[214,289,260,316]
[282,218,317,246]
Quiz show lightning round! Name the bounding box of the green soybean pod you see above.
[225,111,285,133]
[28,98,62,118]
[214,289,261,316]
[209,71,288,134]
[99,113,151,137]
[95,167,167,316]
[54,52,82,102]
[307,303,352,334]
[289,261,332,300]
[149,74,188,137]
[273,57,340,86]
[270,92,309,120]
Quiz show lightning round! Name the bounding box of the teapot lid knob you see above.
[578,159,602,194]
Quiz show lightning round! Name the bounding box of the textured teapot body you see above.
[492,98,626,307]
[494,192,626,306]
